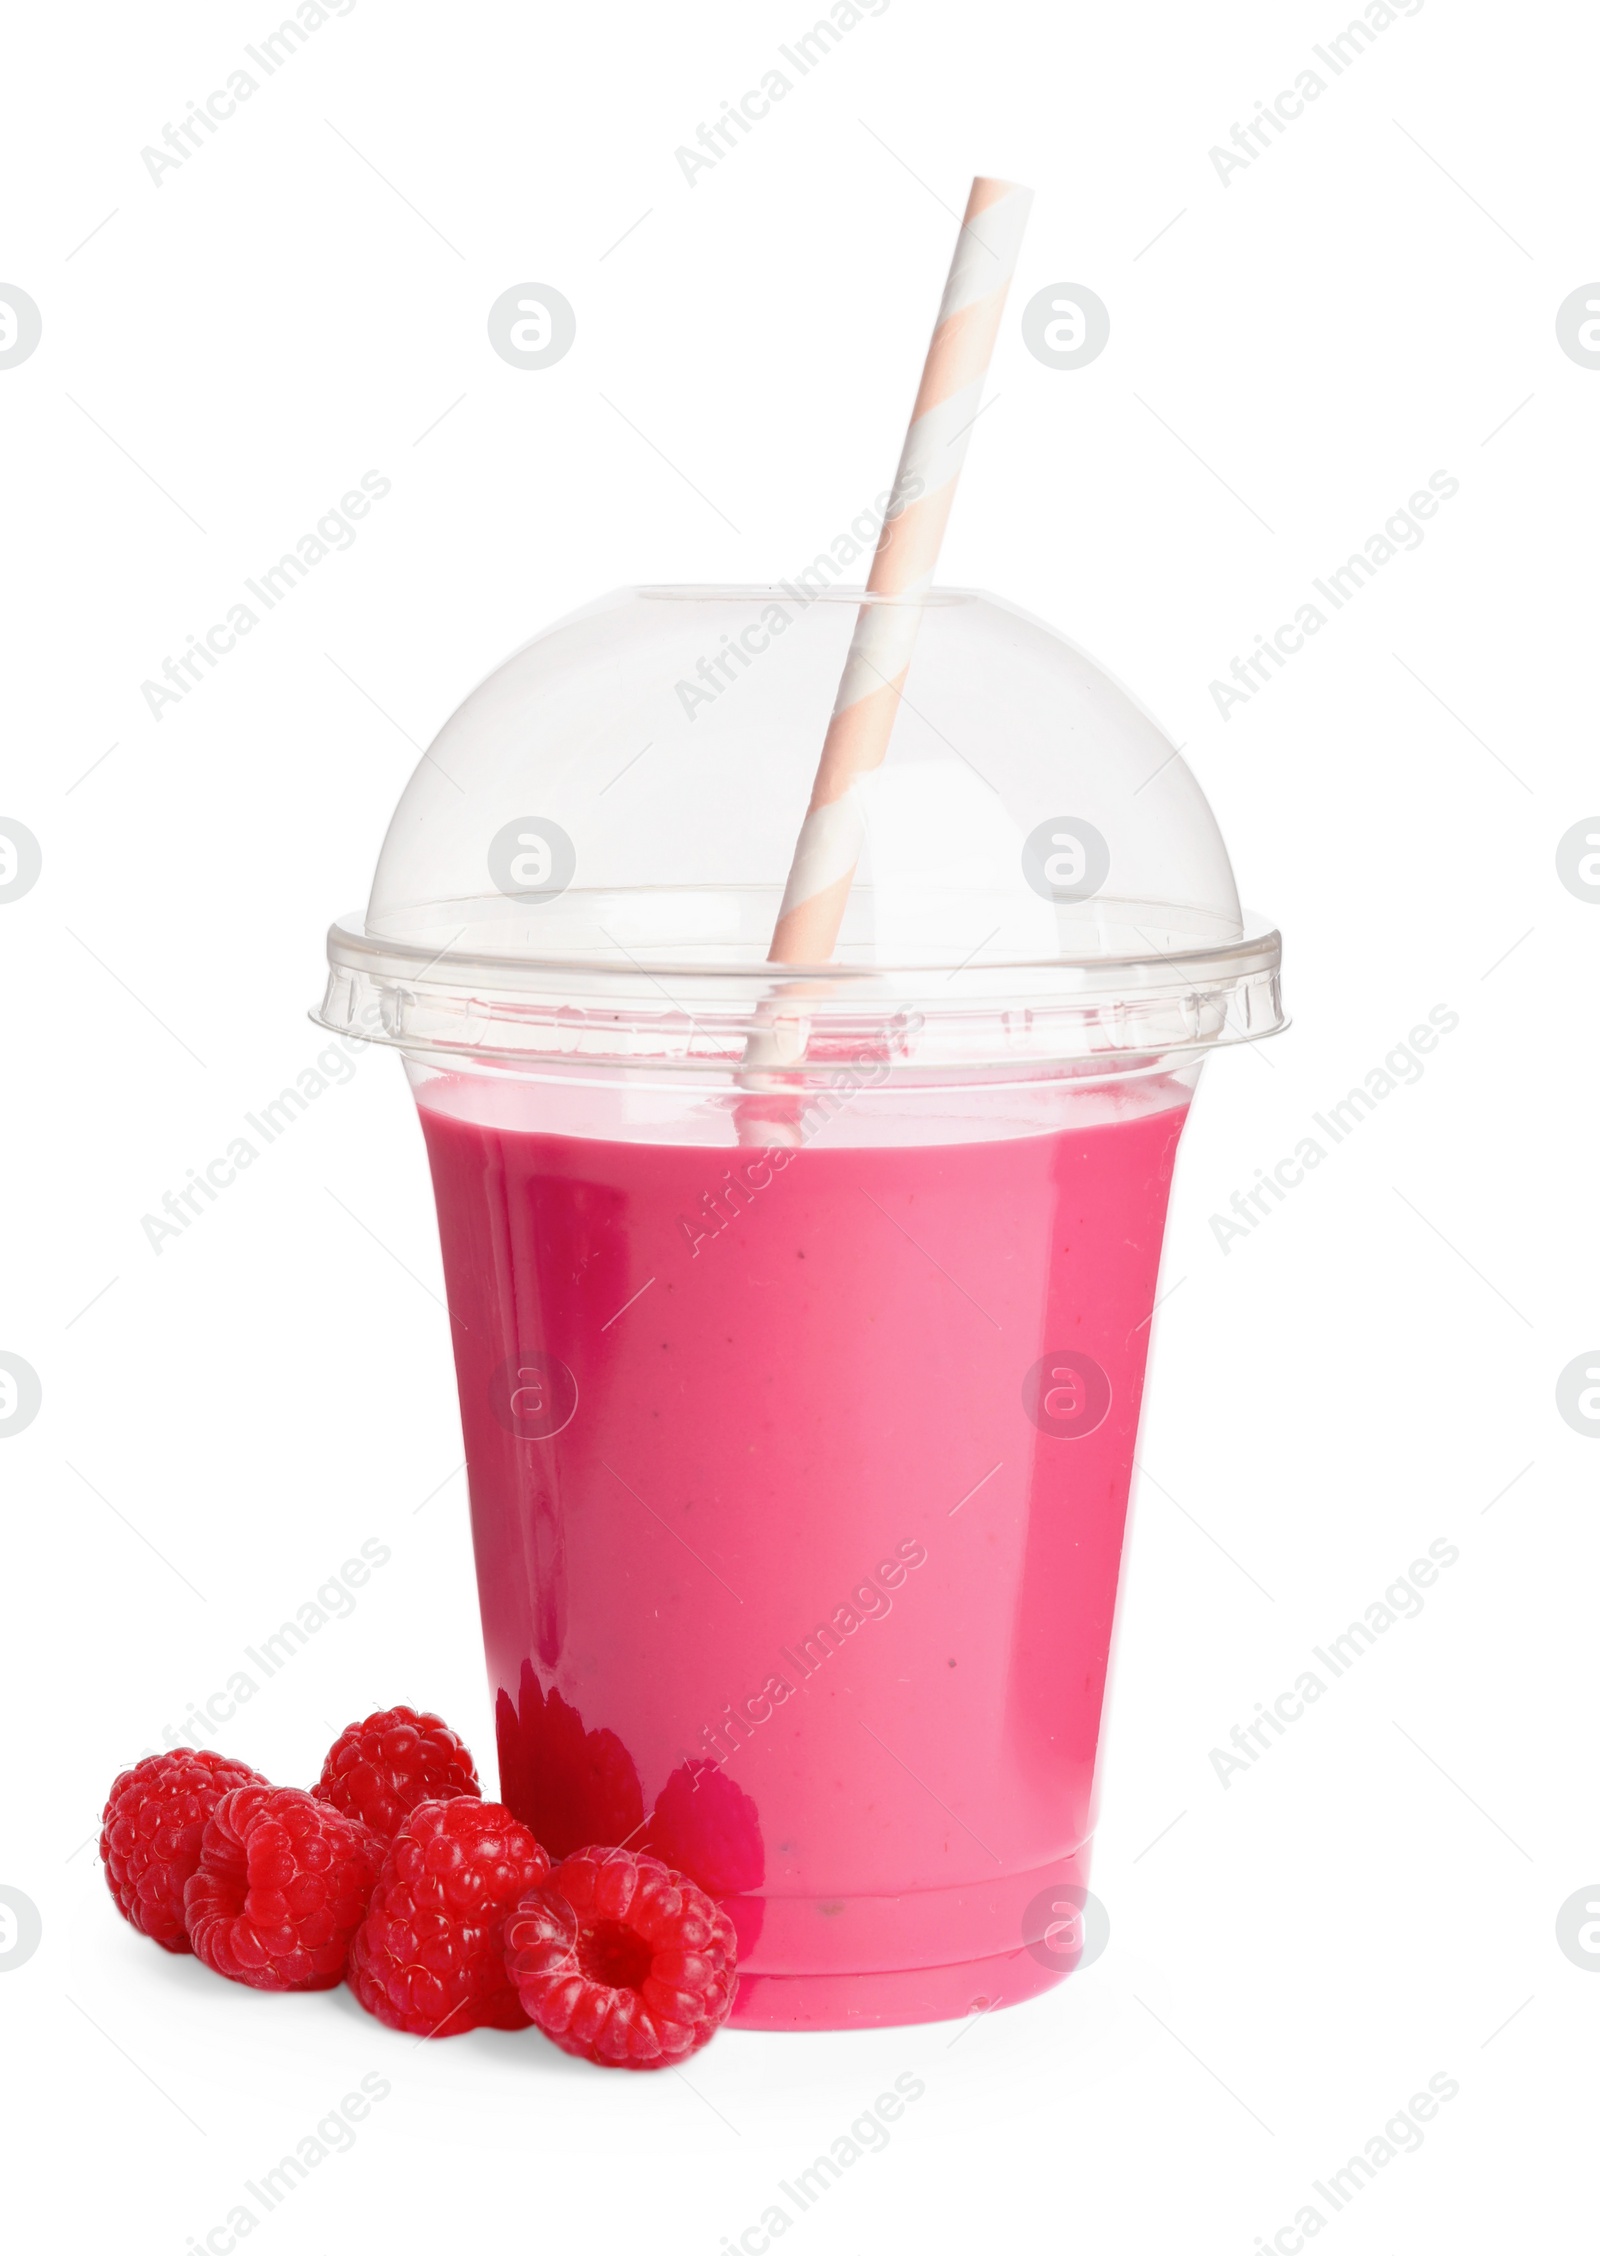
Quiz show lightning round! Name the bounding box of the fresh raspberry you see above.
[184,1786,384,1990]
[642,1759,766,1959]
[100,1750,268,1953]
[347,1798,550,2036]
[495,1664,643,1860]
[312,1706,480,1839]
[505,1846,737,2070]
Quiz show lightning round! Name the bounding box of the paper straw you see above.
[767,175,1033,967]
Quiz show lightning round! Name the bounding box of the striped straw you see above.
[767,175,1033,967]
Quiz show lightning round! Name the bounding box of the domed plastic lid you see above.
[315,586,1283,1079]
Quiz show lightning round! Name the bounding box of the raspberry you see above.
[642,1759,766,1959]
[312,1706,480,1839]
[347,1798,550,2036]
[100,1750,268,1953]
[495,1664,643,1860]
[506,1846,737,2070]
[184,1786,384,1990]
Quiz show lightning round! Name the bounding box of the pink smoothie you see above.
[416,1074,1188,2029]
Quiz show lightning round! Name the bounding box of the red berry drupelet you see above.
[505,1846,737,2069]
[313,1706,480,1840]
[184,1786,385,1990]
[347,1798,550,2036]
[100,1750,268,1954]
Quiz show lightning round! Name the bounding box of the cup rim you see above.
[314,906,1286,1074]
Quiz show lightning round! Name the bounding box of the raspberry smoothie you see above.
[415,1070,1190,2030]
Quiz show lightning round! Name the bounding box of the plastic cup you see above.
[315,585,1283,2029]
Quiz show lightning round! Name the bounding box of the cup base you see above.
[730,1945,1067,2032]
[720,1850,1096,2030]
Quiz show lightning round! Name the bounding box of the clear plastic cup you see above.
[314,585,1283,2029]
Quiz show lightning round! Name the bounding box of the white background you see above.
[2,0,1596,2248]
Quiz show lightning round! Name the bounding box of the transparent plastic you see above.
[315,585,1283,1078]
[314,586,1283,2030]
